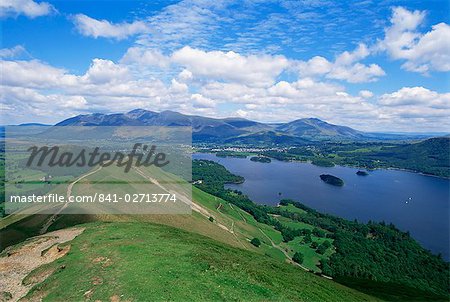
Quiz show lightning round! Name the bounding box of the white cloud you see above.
[2,54,448,131]
[171,46,288,87]
[135,0,230,51]
[169,79,189,94]
[378,87,450,108]
[379,7,450,73]
[1,38,448,131]
[297,44,385,83]
[374,87,450,130]
[0,45,26,58]
[190,93,216,108]
[335,43,370,65]
[359,90,374,98]
[327,62,385,83]
[236,109,249,118]
[72,14,149,40]
[0,0,55,18]
[1,86,88,124]
[1,60,77,88]
[121,45,289,86]
[296,56,332,76]
[178,69,193,82]
[121,47,170,68]
[81,59,130,84]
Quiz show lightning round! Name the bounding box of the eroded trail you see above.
[39,166,103,235]
[133,167,235,234]
[0,228,85,302]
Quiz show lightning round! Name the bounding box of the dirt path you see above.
[0,228,85,302]
[229,203,247,222]
[133,167,235,234]
[40,166,103,234]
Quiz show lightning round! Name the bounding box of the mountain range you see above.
[54,109,436,144]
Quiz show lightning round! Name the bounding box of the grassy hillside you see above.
[2,159,449,301]
[21,222,376,301]
[0,162,377,301]
[192,160,450,300]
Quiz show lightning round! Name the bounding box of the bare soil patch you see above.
[0,228,84,302]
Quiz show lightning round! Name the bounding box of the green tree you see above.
[293,252,304,264]
[250,238,261,247]
[312,228,325,238]
[303,233,312,244]
[317,241,330,254]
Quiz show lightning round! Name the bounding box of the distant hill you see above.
[54,109,442,145]
[365,137,450,177]
[224,130,310,145]
[18,123,51,127]
[329,137,450,178]
[276,118,364,140]
[56,109,271,143]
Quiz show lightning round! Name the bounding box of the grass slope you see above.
[23,222,377,301]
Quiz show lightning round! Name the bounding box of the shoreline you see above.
[193,151,450,180]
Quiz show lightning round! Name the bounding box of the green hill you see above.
[0,163,377,301]
[349,137,450,177]
[1,160,448,301]
[18,222,376,301]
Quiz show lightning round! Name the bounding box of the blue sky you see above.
[1,0,449,131]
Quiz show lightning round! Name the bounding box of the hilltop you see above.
[52,109,440,144]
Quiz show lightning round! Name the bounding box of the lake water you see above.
[193,153,450,260]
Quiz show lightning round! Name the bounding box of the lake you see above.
[193,153,450,260]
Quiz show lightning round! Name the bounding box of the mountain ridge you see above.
[54,109,439,144]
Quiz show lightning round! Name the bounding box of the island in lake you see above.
[250,156,271,163]
[356,170,369,176]
[320,174,344,186]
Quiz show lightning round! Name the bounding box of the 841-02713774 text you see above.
[9,193,178,203]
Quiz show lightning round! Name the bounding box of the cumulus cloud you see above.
[2,53,448,131]
[297,44,385,83]
[0,45,27,58]
[81,59,130,84]
[373,87,450,130]
[359,90,374,98]
[190,94,216,108]
[1,86,88,124]
[72,14,149,40]
[378,7,450,73]
[121,46,289,86]
[178,69,193,82]
[378,87,450,109]
[1,56,202,123]
[120,47,170,68]
[1,60,77,88]
[169,79,189,94]
[171,46,288,87]
[0,0,55,18]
